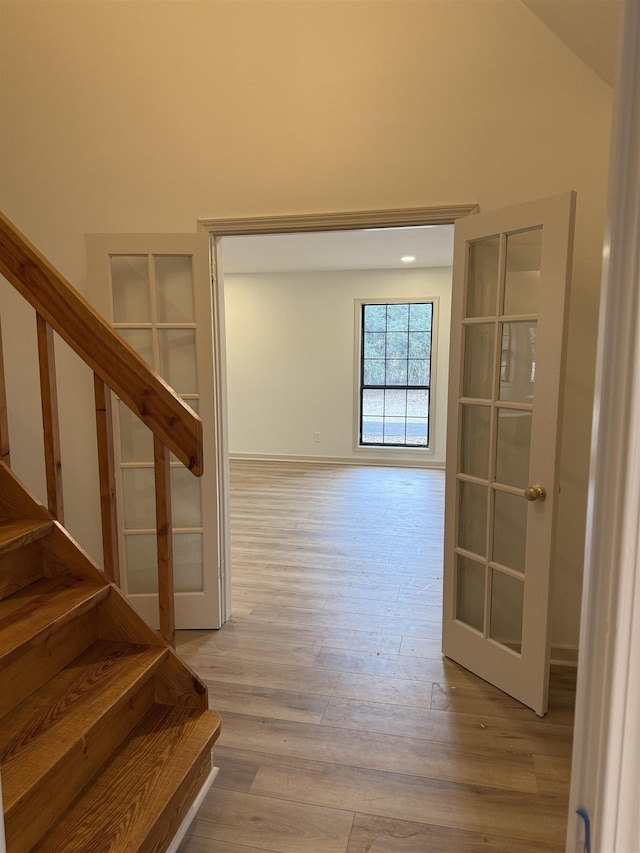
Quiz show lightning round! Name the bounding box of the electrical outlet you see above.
[314,431,322,442]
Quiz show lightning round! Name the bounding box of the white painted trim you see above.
[165,764,219,853]
[229,452,445,470]
[198,205,478,236]
[549,646,579,667]
[210,240,233,624]
[567,1,640,850]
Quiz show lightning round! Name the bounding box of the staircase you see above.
[0,462,221,852]
[0,213,222,851]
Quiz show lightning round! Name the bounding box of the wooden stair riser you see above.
[0,579,110,673]
[0,609,97,718]
[0,540,43,602]
[0,520,53,558]
[5,679,156,853]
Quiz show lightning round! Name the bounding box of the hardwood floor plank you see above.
[181,633,321,669]
[245,602,442,640]
[320,697,574,758]
[248,754,567,846]
[533,754,572,796]
[346,813,565,853]
[203,618,403,656]
[188,789,354,853]
[204,682,329,725]
[179,837,271,853]
[217,711,539,792]
[198,656,435,710]
[322,595,441,622]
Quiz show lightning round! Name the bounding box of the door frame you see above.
[198,203,478,622]
[566,1,640,849]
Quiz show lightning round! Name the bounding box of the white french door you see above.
[443,192,576,716]
[86,233,224,629]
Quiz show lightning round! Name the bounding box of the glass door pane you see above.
[112,251,205,599]
[454,225,539,656]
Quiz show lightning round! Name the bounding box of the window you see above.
[359,300,433,448]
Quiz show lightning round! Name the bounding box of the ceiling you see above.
[220,225,455,275]
[520,0,623,86]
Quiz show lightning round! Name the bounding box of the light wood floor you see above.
[177,460,575,853]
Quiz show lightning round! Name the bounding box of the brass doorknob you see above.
[524,484,547,502]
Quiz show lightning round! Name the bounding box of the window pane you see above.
[364,332,385,359]
[383,417,406,443]
[174,533,203,593]
[493,489,527,573]
[384,389,406,416]
[111,255,151,323]
[463,323,494,400]
[158,329,197,394]
[155,255,195,323]
[408,359,429,385]
[499,321,536,403]
[386,332,408,359]
[119,328,153,365]
[495,409,532,488]
[458,481,487,557]
[409,302,432,331]
[364,304,386,331]
[490,570,524,654]
[386,360,408,385]
[456,554,485,632]
[409,332,430,359]
[362,417,383,444]
[387,303,409,331]
[362,389,384,416]
[363,359,385,385]
[460,404,491,479]
[122,467,155,529]
[406,389,428,418]
[119,401,153,463]
[504,228,541,316]
[466,237,499,318]
[125,534,157,594]
[171,467,202,528]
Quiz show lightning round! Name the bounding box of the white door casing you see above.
[443,192,576,716]
[86,232,224,629]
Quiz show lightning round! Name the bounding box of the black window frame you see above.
[358,300,434,449]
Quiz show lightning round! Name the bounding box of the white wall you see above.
[0,0,614,649]
[224,266,451,466]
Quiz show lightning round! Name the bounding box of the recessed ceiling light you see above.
[401,255,416,263]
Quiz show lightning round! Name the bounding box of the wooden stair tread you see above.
[0,576,109,668]
[0,640,168,815]
[0,518,53,555]
[36,703,222,853]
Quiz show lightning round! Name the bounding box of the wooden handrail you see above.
[0,212,203,475]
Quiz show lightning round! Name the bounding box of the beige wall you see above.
[224,266,451,465]
[0,0,613,649]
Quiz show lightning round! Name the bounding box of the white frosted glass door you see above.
[443,193,575,716]
[86,233,223,629]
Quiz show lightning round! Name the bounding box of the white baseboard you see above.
[229,451,445,470]
[165,762,219,853]
[550,645,579,666]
